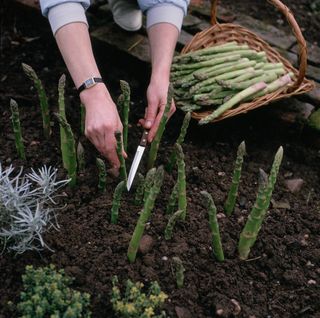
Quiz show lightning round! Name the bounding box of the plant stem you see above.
[175,144,187,220]
[119,80,130,152]
[96,158,106,192]
[54,113,77,187]
[10,99,25,160]
[238,146,283,260]
[134,173,145,205]
[127,166,164,263]
[172,257,185,288]
[22,63,51,139]
[201,191,224,262]
[77,141,85,172]
[111,180,126,224]
[166,182,178,215]
[147,83,174,170]
[115,131,127,181]
[143,168,157,203]
[164,209,183,240]
[166,112,191,173]
[224,141,246,216]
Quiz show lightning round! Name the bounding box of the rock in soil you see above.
[284,178,304,193]
[138,234,154,254]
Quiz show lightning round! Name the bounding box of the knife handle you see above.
[139,130,149,147]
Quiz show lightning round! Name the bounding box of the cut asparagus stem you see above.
[224,141,246,216]
[10,99,25,160]
[199,82,267,124]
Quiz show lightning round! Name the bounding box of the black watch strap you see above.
[78,77,104,93]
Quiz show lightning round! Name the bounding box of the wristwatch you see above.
[77,77,104,93]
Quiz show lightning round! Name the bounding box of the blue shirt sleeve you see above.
[137,0,190,15]
[39,0,90,17]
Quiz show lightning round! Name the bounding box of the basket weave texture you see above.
[181,0,315,122]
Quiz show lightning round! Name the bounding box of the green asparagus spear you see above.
[238,146,283,260]
[22,63,51,139]
[224,141,246,216]
[201,191,224,262]
[77,141,85,172]
[127,166,164,263]
[172,256,185,288]
[175,144,187,220]
[119,80,130,152]
[111,180,126,224]
[96,158,106,192]
[164,209,184,240]
[134,173,145,205]
[147,84,174,170]
[10,99,25,160]
[54,113,77,187]
[166,182,178,215]
[115,130,127,181]
[143,168,157,203]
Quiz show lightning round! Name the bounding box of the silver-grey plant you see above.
[0,163,70,254]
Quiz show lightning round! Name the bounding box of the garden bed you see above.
[0,2,320,317]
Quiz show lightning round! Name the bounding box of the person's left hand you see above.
[139,78,175,143]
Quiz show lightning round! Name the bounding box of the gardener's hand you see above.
[80,84,126,169]
[139,78,175,142]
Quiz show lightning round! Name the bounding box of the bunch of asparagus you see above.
[171,41,294,124]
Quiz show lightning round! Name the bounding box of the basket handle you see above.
[210,0,307,91]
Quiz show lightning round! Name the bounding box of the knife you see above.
[126,129,149,191]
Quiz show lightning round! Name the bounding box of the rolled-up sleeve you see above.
[138,0,190,31]
[40,0,90,35]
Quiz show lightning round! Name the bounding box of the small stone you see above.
[271,199,291,209]
[284,171,293,178]
[237,216,245,224]
[138,235,154,254]
[306,261,314,267]
[216,309,224,316]
[30,140,40,146]
[308,279,316,285]
[175,306,192,318]
[300,239,308,247]
[217,213,226,219]
[161,256,168,261]
[218,171,225,176]
[284,178,304,193]
[231,299,241,315]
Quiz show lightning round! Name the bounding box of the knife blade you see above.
[126,130,149,191]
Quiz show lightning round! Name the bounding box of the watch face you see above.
[85,78,95,88]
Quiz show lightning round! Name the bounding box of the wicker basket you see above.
[181,0,315,122]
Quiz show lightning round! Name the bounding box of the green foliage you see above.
[17,265,91,318]
[111,276,168,318]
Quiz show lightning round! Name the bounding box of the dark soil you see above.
[1,1,320,318]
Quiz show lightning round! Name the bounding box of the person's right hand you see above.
[80,84,126,169]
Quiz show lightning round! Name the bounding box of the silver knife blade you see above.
[126,130,149,191]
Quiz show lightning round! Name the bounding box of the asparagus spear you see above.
[224,141,246,216]
[115,131,127,182]
[199,82,267,124]
[127,166,164,263]
[166,112,191,173]
[176,144,187,220]
[165,209,184,240]
[143,168,157,203]
[54,113,77,187]
[10,99,26,160]
[134,173,145,205]
[22,63,51,139]
[147,84,174,170]
[201,191,224,262]
[77,141,85,172]
[96,158,106,192]
[166,182,178,215]
[238,147,283,260]
[111,180,126,224]
[172,257,185,288]
[119,80,130,152]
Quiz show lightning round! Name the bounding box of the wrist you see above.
[80,83,111,106]
[150,69,171,85]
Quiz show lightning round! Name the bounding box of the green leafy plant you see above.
[17,265,91,318]
[10,99,26,160]
[22,63,51,139]
[0,164,69,253]
[111,276,167,318]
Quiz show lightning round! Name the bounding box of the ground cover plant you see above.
[0,4,320,317]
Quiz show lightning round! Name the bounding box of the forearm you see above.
[55,22,101,90]
[147,23,179,82]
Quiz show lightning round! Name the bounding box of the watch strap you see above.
[78,77,104,93]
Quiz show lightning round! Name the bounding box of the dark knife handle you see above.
[139,130,149,147]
